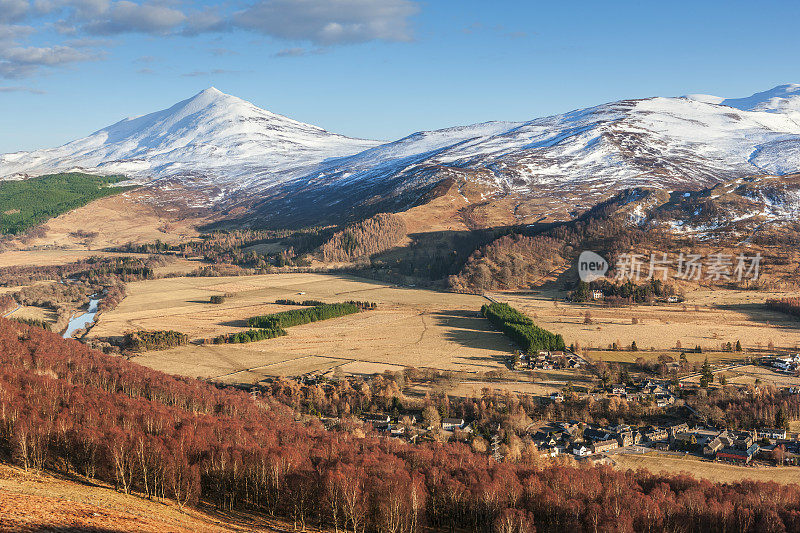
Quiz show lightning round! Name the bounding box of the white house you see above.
[572,445,592,457]
[442,418,465,431]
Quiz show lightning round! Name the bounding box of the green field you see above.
[0,173,135,234]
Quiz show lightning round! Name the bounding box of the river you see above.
[62,297,100,339]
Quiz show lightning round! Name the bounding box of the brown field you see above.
[0,463,286,532]
[681,364,800,388]
[444,380,566,398]
[91,273,515,383]
[2,192,205,253]
[494,288,800,354]
[613,453,800,485]
[0,250,198,278]
[4,305,58,324]
[588,349,751,365]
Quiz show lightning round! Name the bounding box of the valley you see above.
[4,83,800,532]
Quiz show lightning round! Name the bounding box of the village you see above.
[350,398,800,468]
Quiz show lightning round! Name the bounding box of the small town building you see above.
[704,437,725,457]
[584,428,612,442]
[642,427,669,442]
[572,445,591,457]
[442,418,465,431]
[717,443,758,464]
[362,413,391,425]
[668,423,689,439]
[591,439,619,454]
[758,428,787,440]
[615,431,636,447]
[672,432,698,451]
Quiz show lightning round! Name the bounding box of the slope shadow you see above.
[717,303,800,334]
[218,318,250,328]
[431,310,515,368]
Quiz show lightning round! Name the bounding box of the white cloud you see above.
[0,44,98,78]
[82,1,187,35]
[0,0,420,78]
[0,84,45,93]
[0,0,30,23]
[233,0,419,45]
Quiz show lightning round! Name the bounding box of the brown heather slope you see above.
[0,464,290,532]
[1,190,208,253]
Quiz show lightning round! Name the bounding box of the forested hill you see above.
[0,172,134,235]
[2,318,800,532]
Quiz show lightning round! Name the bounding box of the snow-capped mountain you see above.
[0,87,380,185]
[241,84,800,225]
[4,84,800,226]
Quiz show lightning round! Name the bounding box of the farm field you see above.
[682,364,800,388]
[493,288,800,354]
[439,379,568,398]
[0,249,197,271]
[587,349,752,366]
[613,453,800,485]
[91,273,515,383]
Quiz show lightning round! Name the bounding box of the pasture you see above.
[613,453,800,485]
[91,273,515,383]
[494,288,800,354]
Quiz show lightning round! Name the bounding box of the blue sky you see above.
[1,0,799,153]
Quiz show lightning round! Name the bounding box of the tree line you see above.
[3,319,800,532]
[248,302,363,329]
[570,278,677,304]
[8,316,52,330]
[766,297,800,319]
[213,327,287,344]
[482,303,566,353]
[123,330,189,351]
[275,298,325,306]
[685,385,800,430]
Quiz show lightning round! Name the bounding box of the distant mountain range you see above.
[3,84,800,227]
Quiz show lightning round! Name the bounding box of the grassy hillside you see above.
[0,173,135,235]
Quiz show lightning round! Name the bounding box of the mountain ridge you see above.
[4,85,800,227]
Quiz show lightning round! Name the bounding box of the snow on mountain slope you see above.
[275,89,800,204]
[5,84,800,227]
[0,87,380,185]
[720,84,800,113]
